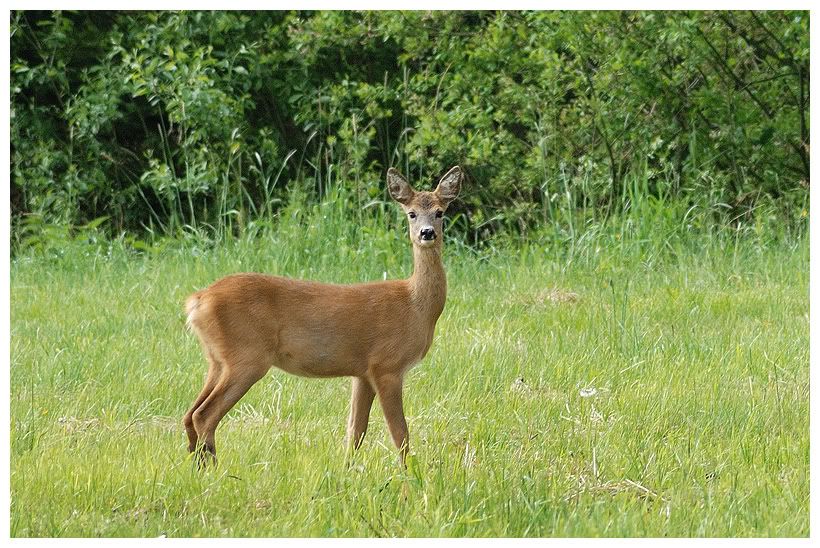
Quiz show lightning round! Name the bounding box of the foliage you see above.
[10,10,810,243]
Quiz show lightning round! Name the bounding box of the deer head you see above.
[387,166,463,248]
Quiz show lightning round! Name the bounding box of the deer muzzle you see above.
[419,227,436,241]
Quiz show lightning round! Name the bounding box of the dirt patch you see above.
[509,376,566,401]
[507,288,580,307]
[57,416,101,433]
[565,476,668,504]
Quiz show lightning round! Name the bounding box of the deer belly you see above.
[272,328,368,378]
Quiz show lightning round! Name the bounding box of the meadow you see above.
[10,9,810,538]
[9,198,809,537]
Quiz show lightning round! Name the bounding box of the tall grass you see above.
[9,176,808,536]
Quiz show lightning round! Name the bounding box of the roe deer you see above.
[183,165,463,466]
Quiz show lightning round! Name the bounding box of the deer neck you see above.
[408,243,447,322]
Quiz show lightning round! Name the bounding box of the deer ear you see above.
[434,165,462,204]
[387,168,414,205]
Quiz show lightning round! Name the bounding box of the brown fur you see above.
[183,166,463,466]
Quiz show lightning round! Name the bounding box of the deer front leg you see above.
[347,376,376,452]
[374,373,409,466]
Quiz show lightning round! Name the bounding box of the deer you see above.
[183,165,463,467]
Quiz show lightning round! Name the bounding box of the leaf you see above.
[82,216,110,230]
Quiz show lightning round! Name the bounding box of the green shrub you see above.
[10,10,809,245]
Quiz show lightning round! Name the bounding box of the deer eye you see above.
[435,210,443,218]
[408,212,417,219]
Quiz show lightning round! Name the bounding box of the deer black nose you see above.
[420,227,436,240]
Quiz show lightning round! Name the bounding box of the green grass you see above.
[10,211,808,537]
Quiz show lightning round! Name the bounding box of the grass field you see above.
[10,212,809,537]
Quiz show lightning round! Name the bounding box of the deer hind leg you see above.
[374,373,409,466]
[191,359,268,467]
[346,376,376,453]
[183,351,223,453]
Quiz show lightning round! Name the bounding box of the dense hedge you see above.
[11,11,810,239]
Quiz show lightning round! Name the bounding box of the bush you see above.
[10,10,810,244]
